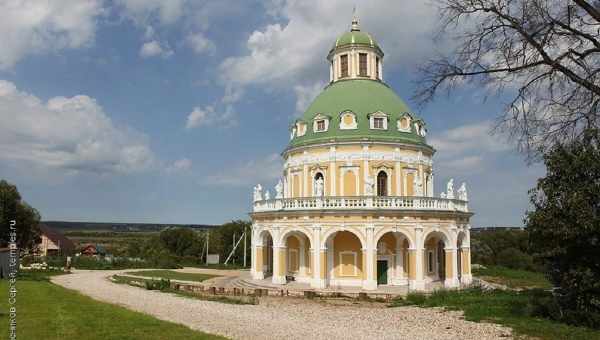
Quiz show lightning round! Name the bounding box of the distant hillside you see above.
[43,221,219,233]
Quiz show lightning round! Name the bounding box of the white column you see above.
[394,148,401,196]
[329,146,336,196]
[311,225,326,288]
[329,61,333,82]
[410,226,425,290]
[363,225,377,290]
[302,151,308,197]
[299,240,307,278]
[362,145,369,196]
[444,246,460,288]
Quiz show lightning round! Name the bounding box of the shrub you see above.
[404,292,427,305]
[495,248,535,271]
[144,279,171,291]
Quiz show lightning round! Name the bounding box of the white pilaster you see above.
[363,225,377,290]
[444,246,460,288]
[329,146,336,196]
[410,226,425,291]
[362,144,369,196]
[302,151,308,197]
[311,225,326,288]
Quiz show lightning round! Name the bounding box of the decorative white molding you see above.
[284,150,433,169]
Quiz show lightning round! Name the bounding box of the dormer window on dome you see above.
[339,111,357,130]
[295,120,307,137]
[398,114,412,132]
[414,120,427,137]
[369,111,388,130]
[313,114,330,133]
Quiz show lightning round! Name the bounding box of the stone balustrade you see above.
[253,196,468,213]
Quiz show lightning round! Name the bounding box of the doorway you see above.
[377,260,388,285]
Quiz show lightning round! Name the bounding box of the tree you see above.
[526,128,600,327]
[416,0,600,157]
[211,220,251,266]
[0,179,41,252]
[158,227,203,257]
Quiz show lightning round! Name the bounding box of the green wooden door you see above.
[377,260,388,285]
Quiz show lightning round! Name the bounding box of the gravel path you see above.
[52,270,513,340]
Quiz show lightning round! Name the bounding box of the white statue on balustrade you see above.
[414,174,423,196]
[364,175,375,196]
[440,192,447,199]
[253,184,263,202]
[315,176,324,197]
[264,190,271,200]
[275,179,284,199]
[458,182,468,201]
[446,178,455,199]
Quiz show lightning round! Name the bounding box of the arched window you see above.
[377,171,388,196]
[314,172,325,197]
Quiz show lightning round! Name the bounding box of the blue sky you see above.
[0,0,543,226]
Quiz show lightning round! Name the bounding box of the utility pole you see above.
[205,230,209,265]
[243,225,247,268]
[232,233,236,264]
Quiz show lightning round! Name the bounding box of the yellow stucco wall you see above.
[332,231,363,278]
[445,250,454,280]
[343,170,357,196]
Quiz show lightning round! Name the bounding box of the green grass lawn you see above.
[0,271,226,340]
[125,270,217,282]
[391,288,600,340]
[473,265,552,289]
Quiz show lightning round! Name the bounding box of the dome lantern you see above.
[328,16,384,83]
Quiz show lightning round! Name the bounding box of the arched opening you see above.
[313,172,325,197]
[377,171,388,196]
[258,231,274,279]
[282,231,312,283]
[375,231,411,286]
[423,231,449,284]
[324,230,364,287]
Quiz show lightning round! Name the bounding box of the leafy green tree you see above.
[0,179,41,251]
[158,227,202,257]
[210,220,251,266]
[527,128,600,327]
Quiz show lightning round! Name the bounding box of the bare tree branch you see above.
[414,0,600,158]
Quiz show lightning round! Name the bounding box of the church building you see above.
[250,17,473,291]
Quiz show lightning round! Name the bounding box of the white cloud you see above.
[294,81,325,115]
[185,32,216,55]
[203,153,282,187]
[0,80,155,174]
[220,1,439,93]
[0,0,103,69]
[430,121,510,157]
[185,104,236,129]
[139,40,173,58]
[115,0,186,26]
[430,121,511,173]
[166,158,192,173]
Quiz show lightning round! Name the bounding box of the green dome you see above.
[333,30,380,50]
[288,79,431,150]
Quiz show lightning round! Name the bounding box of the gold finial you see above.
[351,6,360,31]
